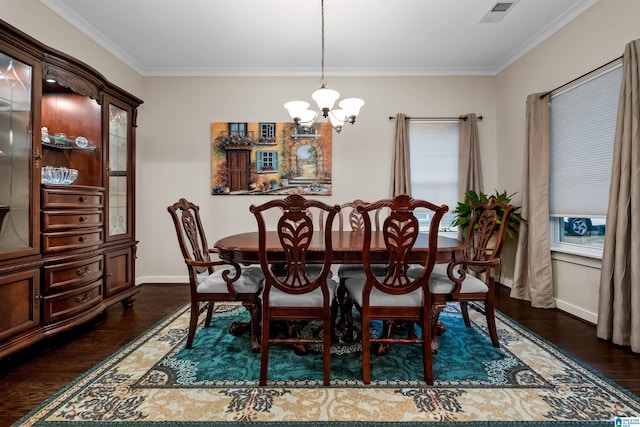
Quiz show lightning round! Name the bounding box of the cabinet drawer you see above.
[42,187,104,209]
[42,228,103,253]
[42,280,102,324]
[42,210,103,231]
[43,255,104,292]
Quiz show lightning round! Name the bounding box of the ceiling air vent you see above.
[479,0,519,23]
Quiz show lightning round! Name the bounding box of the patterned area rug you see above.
[15,302,640,426]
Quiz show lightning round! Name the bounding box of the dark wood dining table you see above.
[214,230,466,353]
[214,230,464,265]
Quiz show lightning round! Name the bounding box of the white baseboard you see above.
[554,298,598,325]
[497,278,597,325]
[499,277,513,287]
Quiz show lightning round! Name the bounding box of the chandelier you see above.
[284,0,364,133]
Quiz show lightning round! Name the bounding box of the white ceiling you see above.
[40,0,598,77]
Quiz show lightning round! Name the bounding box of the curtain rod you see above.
[388,115,482,121]
[539,55,622,99]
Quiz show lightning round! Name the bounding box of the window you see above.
[549,61,622,255]
[257,151,278,172]
[260,123,275,142]
[229,122,247,136]
[409,121,459,235]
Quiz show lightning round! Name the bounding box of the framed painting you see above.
[211,121,332,196]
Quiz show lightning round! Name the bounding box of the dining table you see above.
[214,230,467,353]
[214,230,464,265]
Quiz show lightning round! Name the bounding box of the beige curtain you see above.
[511,93,555,308]
[393,113,411,196]
[458,113,483,201]
[597,39,640,353]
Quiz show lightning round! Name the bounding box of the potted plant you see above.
[450,190,525,240]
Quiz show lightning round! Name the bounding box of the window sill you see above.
[550,245,602,269]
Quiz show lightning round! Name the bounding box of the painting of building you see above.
[211,121,332,195]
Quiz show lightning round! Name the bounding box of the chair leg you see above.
[421,314,434,385]
[485,300,500,348]
[186,300,199,349]
[323,316,332,386]
[204,301,214,327]
[259,312,270,386]
[362,313,371,384]
[460,301,471,327]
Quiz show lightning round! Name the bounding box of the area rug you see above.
[14,302,640,426]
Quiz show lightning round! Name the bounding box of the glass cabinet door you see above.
[107,102,130,240]
[0,49,36,258]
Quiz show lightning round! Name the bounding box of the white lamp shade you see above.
[328,109,347,128]
[338,98,364,117]
[284,101,310,120]
[312,87,340,110]
[299,109,318,126]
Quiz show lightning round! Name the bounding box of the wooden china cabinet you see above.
[0,19,142,359]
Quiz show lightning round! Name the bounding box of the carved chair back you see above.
[168,198,210,266]
[251,195,340,298]
[360,194,448,299]
[462,196,515,272]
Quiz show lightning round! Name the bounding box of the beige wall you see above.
[496,0,640,322]
[138,75,497,281]
[4,0,639,323]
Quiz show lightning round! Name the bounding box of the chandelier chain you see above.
[283,0,363,132]
[320,0,326,87]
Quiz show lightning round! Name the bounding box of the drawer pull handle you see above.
[75,292,91,303]
[76,267,91,276]
[79,216,88,223]
[79,236,88,242]
[79,196,88,203]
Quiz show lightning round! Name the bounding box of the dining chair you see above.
[414,195,514,350]
[343,194,448,384]
[333,200,387,325]
[167,198,264,352]
[250,194,340,386]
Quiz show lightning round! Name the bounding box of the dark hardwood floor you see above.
[1,283,638,426]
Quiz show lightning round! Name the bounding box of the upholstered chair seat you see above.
[345,276,425,307]
[407,265,489,294]
[269,278,339,307]
[338,263,386,279]
[198,266,264,294]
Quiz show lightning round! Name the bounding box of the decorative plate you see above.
[75,136,89,148]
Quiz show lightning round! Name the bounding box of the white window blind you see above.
[409,121,459,210]
[549,62,622,217]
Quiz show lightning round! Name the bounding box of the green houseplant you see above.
[450,190,525,240]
